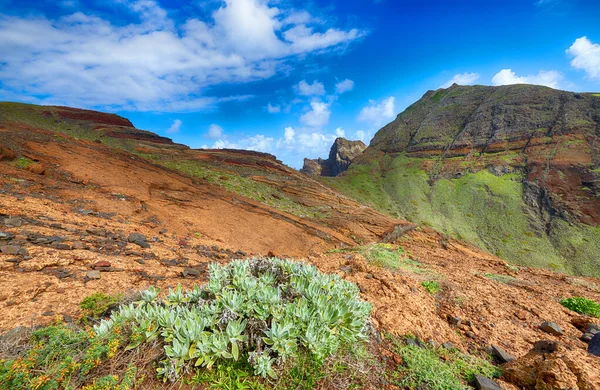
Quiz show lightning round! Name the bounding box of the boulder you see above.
[589,333,600,357]
[491,344,515,363]
[540,321,563,336]
[128,233,150,248]
[473,374,501,390]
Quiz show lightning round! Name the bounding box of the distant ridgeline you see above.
[322,84,600,277]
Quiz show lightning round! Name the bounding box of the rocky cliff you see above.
[301,137,366,176]
[325,84,600,277]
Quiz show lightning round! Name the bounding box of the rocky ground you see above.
[1,103,600,389]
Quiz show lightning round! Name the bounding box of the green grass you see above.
[421,280,441,294]
[327,153,600,278]
[330,243,429,274]
[388,336,500,390]
[559,296,600,318]
[12,157,35,169]
[483,273,517,285]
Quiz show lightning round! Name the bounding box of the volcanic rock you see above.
[540,321,563,336]
[301,137,367,176]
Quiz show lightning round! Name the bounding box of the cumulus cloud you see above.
[567,36,600,79]
[0,0,365,111]
[207,124,224,139]
[166,119,182,134]
[440,72,480,88]
[299,101,330,127]
[335,127,345,137]
[357,97,396,128]
[296,80,326,96]
[335,79,354,94]
[491,69,563,88]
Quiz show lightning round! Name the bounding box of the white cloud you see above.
[566,36,600,79]
[335,127,345,137]
[440,72,480,88]
[299,101,330,127]
[0,0,365,111]
[284,126,295,142]
[207,124,224,139]
[166,119,182,134]
[267,103,281,113]
[357,96,395,128]
[335,79,354,94]
[296,80,326,96]
[491,69,563,88]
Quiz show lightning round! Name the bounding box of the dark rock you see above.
[0,245,21,255]
[589,333,600,356]
[339,265,353,274]
[406,338,420,347]
[473,374,501,390]
[533,340,558,353]
[449,316,462,326]
[540,321,563,336]
[301,138,367,176]
[442,342,454,350]
[63,314,74,323]
[182,267,201,277]
[581,333,594,342]
[491,345,515,363]
[585,323,600,334]
[17,248,29,256]
[0,232,12,240]
[42,311,54,317]
[85,270,101,280]
[128,233,150,248]
[52,243,71,250]
[4,217,22,227]
[135,258,145,265]
[159,229,167,235]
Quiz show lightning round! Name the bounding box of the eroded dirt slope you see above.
[1,104,599,388]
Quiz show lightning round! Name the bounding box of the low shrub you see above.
[559,296,600,318]
[95,257,373,382]
[80,292,120,319]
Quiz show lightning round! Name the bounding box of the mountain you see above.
[301,137,367,176]
[323,84,600,277]
[1,101,600,389]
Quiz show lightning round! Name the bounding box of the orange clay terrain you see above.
[1,103,599,389]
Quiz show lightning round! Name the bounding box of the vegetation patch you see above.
[0,258,378,389]
[327,153,600,278]
[80,293,121,320]
[12,157,35,169]
[388,336,500,390]
[483,273,517,285]
[559,296,600,318]
[421,280,441,294]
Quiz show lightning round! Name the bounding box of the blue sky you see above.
[1,0,600,168]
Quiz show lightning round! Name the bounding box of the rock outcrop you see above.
[301,137,366,176]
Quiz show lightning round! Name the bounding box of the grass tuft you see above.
[388,336,500,390]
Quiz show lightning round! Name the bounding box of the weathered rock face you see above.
[369,84,600,226]
[301,138,366,176]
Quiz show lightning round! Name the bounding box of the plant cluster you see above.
[421,280,441,294]
[388,336,500,390]
[0,324,127,390]
[560,296,600,318]
[80,293,120,320]
[94,257,372,382]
